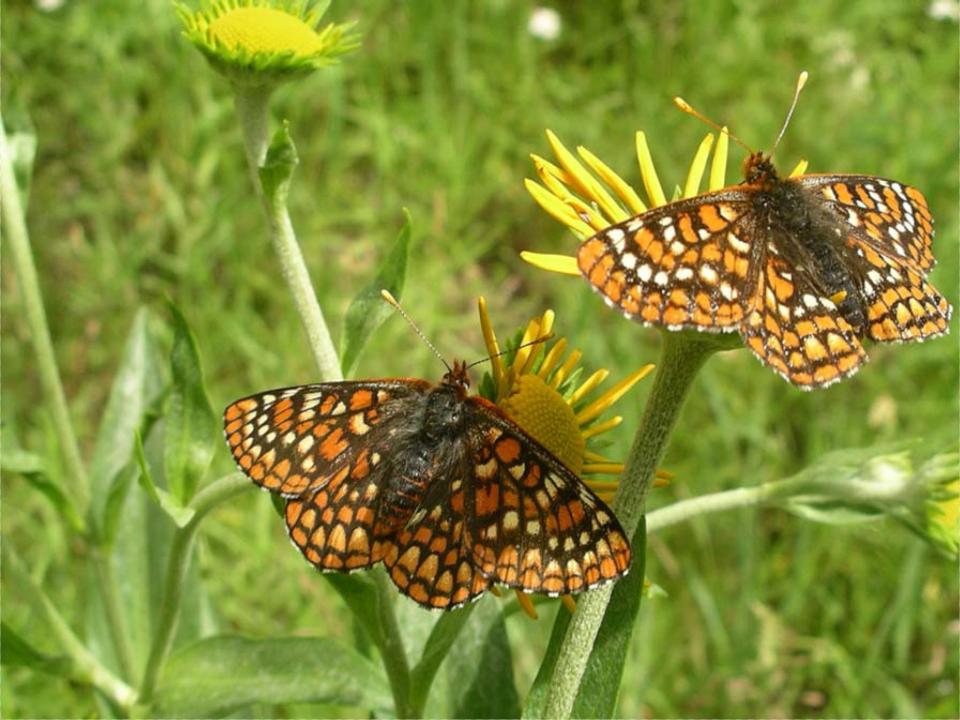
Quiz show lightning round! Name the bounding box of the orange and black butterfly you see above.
[578,76,951,389]
[223,361,631,610]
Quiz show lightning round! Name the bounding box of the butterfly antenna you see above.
[771,71,809,157]
[465,333,555,371]
[673,96,754,154]
[380,290,452,373]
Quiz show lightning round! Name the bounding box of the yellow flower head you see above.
[178,1,359,86]
[522,127,808,275]
[476,298,654,618]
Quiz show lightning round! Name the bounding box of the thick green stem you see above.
[542,331,717,719]
[3,544,137,713]
[233,85,342,382]
[138,474,250,704]
[0,116,90,513]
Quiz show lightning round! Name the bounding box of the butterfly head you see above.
[743,151,779,186]
[441,359,471,394]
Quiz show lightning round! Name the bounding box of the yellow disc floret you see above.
[209,7,327,58]
[500,374,585,476]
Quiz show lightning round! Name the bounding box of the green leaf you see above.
[340,211,413,376]
[259,121,298,206]
[1,442,85,532]
[88,308,167,534]
[135,431,196,527]
[149,635,393,718]
[446,597,520,718]
[0,622,74,676]
[409,605,476,715]
[164,302,216,503]
[571,519,647,718]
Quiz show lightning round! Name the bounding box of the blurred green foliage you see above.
[2,0,957,717]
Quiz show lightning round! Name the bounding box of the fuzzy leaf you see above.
[0,622,73,676]
[149,635,392,718]
[136,431,195,527]
[164,302,216,503]
[340,211,413,376]
[259,121,298,206]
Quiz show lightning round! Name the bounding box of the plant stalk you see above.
[3,544,137,713]
[542,331,716,719]
[233,85,342,382]
[0,116,90,514]
[138,473,250,704]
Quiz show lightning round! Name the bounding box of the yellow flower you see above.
[522,127,808,274]
[476,298,656,618]
[178,1,359,86]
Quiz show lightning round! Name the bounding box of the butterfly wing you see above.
[798,174,951,343]
[577,190,759,332]
[380,460,493,609]
[462,397,631,595]
[225,380,431,571]
[799,174,936,271]
[741,251,867,389]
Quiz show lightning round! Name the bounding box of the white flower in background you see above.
[528,7,561,41]
[928,0,960,21]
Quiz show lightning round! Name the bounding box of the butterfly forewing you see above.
[577,191,755,332]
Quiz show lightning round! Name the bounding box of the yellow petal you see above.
[580,415,623,439]
[569,369,610,405]
[635,131,667,208]
[575,365,654,424]
[515,590,538,620]
[477,297,504,392]
[562,595,577,613]
[520,251,580,276]
[536,337,569,379]
[683,133,715,199]
[577,145,647,215]
[789,159,809,177]
[709,127,729,190]
[524,180,595,238]
[546,130,626,222]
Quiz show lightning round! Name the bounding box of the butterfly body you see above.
[224,362,631,609]
[577,151,950,389]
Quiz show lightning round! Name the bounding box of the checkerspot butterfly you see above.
[223,361,631,610]
[578,76,951,389]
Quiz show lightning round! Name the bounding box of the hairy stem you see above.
[138,473,250,704]
[3,544,137,713]
[542,331,717,719]
[233,85,342,382]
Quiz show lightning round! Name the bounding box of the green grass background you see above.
[2,0,958,717]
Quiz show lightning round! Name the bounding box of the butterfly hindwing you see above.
[463,398,631,595]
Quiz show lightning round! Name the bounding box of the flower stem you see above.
[233,85,342,382]
[0,116,90,514]
[3,543,137,713]
[91,551,136,682]
[138,473,250,704]
[542,331,718,719]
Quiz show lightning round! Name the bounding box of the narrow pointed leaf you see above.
[340,211,413,376]
[164,302,216,502]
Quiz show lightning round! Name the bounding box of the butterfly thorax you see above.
[745,155,867,331]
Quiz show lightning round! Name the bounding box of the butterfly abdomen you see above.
[761,178,866,332]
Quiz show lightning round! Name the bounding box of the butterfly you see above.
[223,360,631,610]
[577,92,951,389]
